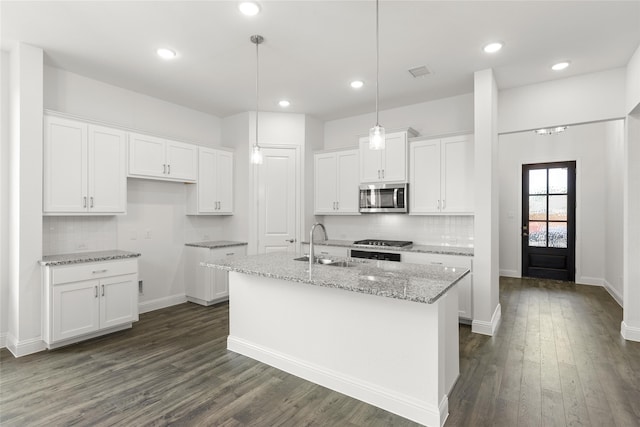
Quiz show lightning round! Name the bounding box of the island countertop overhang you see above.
[203,252,469,304]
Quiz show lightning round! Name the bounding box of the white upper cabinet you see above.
[314,149,360,215]
[186,147,234,215]
[359,128,417,183]
[410,134,474,214]
[44,116,126,215]
[128,132,197,182]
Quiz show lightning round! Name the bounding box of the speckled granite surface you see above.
[301,239,474,257]
[40,250,141,266]
[185,240,248,249]
[204,252,469,304]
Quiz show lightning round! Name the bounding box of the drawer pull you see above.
[226,252,235,256]
[430,262,443,265]
[92,269,108,274]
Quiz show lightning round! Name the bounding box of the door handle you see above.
[442,199,445,209]
[163,164,166,174]
[101,284,105,296]
[94,285,98,298]
[167,164,171,175]
[83,196,87,208]
[90,196,94,208]
[382,169,385,179]
[377,170,381,179]
[285,239,296,243]
[336,201,339,210]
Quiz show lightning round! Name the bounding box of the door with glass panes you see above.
[522,162,576,281]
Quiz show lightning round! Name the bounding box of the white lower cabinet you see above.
[44,259,139,347]
[185,245,247,305]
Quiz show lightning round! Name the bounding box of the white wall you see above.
[626,45,640,114]
[320,94,475,245]
[304,115,325,234]
[499,68,627,134]
[0,50,10,346]
[498,122,611,286]
[604,120,625,304]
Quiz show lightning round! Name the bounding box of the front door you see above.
[522,161,576,281]
[257,147,298,253]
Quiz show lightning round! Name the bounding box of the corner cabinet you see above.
[44,116,127,215]
[42,259,139,348]
[314,149,360,214]
[409,134,474,214]
[185,245,248,305]
[128,132,197,182]
[186,147,234,215]
[359,128,418,183]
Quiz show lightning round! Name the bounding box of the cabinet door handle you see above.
[442,199,446,209]
[90,196,94,208]
[168,164,171,175]
[430,261,444,265]
[94,285,98,298]
[336,201,339,210]
[437,200,440,210]
[217,201,221,210]
[92,269,108,274]
[377,170,381,179]
[163,164,166,174]
[101,284,105,296]
[226,252,235,256]
[83,196,87,208]
[382,169,385,179]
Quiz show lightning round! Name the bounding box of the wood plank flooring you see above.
[1,277,639,426]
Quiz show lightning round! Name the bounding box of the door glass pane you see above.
[548,195,567,221]
[529,196,547,220]
[529,221,547,247]
[529,169,547,194]
[549,222,568,248]
[549,168,568,193]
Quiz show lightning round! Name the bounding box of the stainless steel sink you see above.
[293,256,354,267]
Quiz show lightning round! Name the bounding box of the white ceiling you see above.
[2,1,639,121]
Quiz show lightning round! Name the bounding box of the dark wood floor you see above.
[1,277,639,426]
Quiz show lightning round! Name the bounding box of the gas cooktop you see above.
[353,239,413,248]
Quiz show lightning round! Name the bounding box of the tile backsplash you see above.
[43,216,118,255]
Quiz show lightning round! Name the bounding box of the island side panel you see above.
[227,271,459,427]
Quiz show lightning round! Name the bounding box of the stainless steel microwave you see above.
[359,183,408,213]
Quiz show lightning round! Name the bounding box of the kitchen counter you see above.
[185,240,248,249]
[204,251,468,304]
[39,250,141,266]
[301,238,474,257]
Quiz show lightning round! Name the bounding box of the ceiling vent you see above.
[408,65,431,78]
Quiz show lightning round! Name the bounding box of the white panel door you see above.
[166,140,197,181]
[441,135,474,213]
[381,132,407,182]
[44,116,88,213]
[359,137,382,183]
[314,152,338,214]
[88,125,126,213]
[336,150,360,213]
[100,274,138,329]
[410,139,441,213]
[197,147,217,213]
[52,280,100,341]
[258,148,297,253]
[128,133,166,178]
[216,151,234,214]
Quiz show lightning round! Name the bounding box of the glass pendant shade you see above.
[251,144,263,164]
[369,125,386,150]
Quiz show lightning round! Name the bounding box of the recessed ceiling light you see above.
[239,2,260,16]
[483,42,503,53]
[156,48,176,60]
[551,61,570,71]
[350,80,364,89]
[278,100,290,107]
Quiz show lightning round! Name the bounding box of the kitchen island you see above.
[204,252,469,427]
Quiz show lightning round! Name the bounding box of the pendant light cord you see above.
[375,0,379,127]
[255,37,260,147]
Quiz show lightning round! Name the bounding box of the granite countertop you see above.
[185,240,248,249]
[203,252,469,304]
[40,250,141,266]
[301,239,474,257]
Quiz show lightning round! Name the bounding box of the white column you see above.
[622,111,640,341]
[472,69,501,335]
[6,43,45,356]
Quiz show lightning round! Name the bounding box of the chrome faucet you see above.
[309,223,328,269]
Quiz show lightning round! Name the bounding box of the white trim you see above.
[603,280,623,307]
[5,333,47,357]
[0,332,6,348]
[499,269,520,278]
[138,293,187,314]
[621,321,640,342]
[472,303,502,336]
[575,276,603,286]
[228,336,447,427]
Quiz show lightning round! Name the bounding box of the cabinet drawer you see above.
[301,244,349,258]
[209,246,247,260]
[52,259,138,285]
[402,252,472,269]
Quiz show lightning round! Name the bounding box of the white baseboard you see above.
[0,332,6,349]
[228,336,447,427]
[576,276,603,286]
[602,280,623,307]
[472,303,502,336]
[138,294,187,314]
[5,333,46,358]
[621,321,640,342]
[499,269,520,278]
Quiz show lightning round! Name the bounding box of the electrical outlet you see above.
[138,280,143,295]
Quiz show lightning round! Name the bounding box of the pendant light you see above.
[250,34,264,165]
[369,0,385,150]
